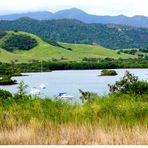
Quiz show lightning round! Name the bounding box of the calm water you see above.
[0,69,148,101]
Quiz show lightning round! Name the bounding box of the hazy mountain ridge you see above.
[0,11,53,20]
[0,8,148,28]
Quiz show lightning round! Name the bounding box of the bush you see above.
[100,69,117,76]
[108,71,148,95]
[16,81,28,96]
[127,81,148,95]
[79,89,97,103]
[0,89,12,99]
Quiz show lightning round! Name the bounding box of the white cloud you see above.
[0,0,148,16]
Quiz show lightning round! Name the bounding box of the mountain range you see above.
[0,18,148,49]
[0,8,148,28]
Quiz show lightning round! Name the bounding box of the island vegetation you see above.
[0,71,147,144]
[0,66,20,85]
[0,75,17,85]
[100,69,117,76]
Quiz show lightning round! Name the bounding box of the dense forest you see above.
[0,18,148,49]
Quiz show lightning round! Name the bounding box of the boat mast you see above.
[41,60,43,73]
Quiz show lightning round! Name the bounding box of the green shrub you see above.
[108,71,148,95]
[16,81,28,96]
[100,69,117,76]
[0,89,12,99]
[79,89,97,103]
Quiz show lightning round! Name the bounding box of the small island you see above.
[0,76,17,85]
[100,69,118,76]
[0,66,21,85]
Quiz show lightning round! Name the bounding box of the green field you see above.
[0,31,137,63]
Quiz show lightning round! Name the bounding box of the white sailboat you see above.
[30,87,40,95]
[30,60,46,95]
[39,83,46,89]
[57,92,73,99]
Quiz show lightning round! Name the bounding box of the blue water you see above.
[0,69,147,101]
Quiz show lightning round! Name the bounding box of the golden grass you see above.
[0,123,147,145]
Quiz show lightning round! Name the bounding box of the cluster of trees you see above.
[0,76,17,85]
[0,18,148,49]
[43,38,72,51]
[139,48,148,53]
[0,65,21,85]
[109,71,148,95]
[0,31,7,39]
[117,49,148,59]
[118,49,137,55]
[0,33,38,51]
[82,57,99,62]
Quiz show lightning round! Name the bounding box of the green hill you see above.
[0,31,38,51]
[0,31,136,63]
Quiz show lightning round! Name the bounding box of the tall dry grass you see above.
[0,123,147,145]
[0,89,147,145]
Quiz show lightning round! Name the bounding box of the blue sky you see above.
[0,0,148,16]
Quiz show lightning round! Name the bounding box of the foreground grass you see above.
[0,124,147,145]
[0,94,147,144]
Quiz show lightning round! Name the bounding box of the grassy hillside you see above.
[0,31,136,63]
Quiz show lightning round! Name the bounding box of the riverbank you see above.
[0,58,148,74]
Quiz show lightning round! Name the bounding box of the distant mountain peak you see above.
[53,8,87,19]
[67,8,83,11]
[117,14,126,17]
[0,8,148,28]
[65,8,87,13]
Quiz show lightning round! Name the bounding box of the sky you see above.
[0,0,148,16]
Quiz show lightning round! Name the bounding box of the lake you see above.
[0,69,148,101]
